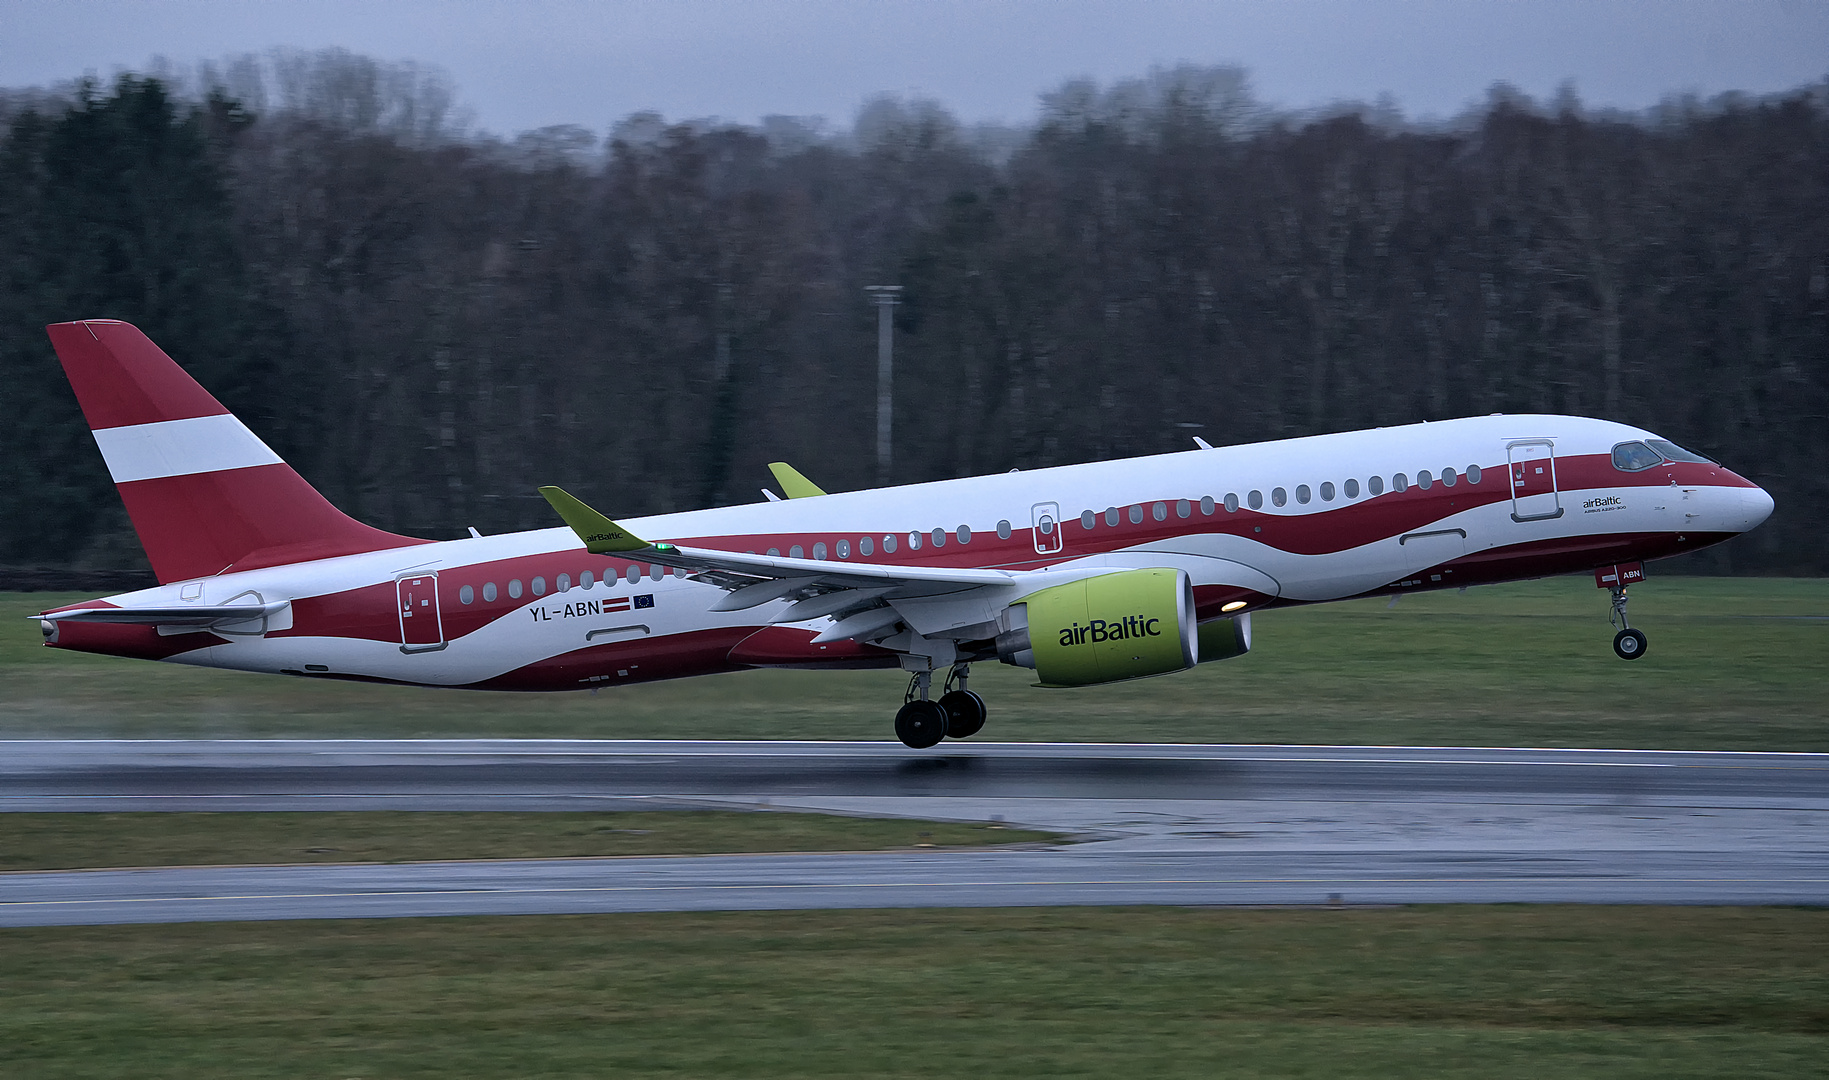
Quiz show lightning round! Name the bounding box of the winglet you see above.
[766,462,828,498]
[537,486,653,554]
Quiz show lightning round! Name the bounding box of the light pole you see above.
[866,285,902,485]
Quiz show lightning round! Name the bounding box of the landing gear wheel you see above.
[939,689,987,740]
[894,699,950,749]
[1613,627,1648,660]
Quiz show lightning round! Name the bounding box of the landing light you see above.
[1221,600,1248,613]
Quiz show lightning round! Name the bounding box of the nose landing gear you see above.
[894,664,988,748]
[1609,586,1648,660]
[1595,563,1649,661]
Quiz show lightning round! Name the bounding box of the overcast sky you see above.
[5,0,1826,134]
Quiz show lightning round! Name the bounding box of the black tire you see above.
[894,700,950,749]
[939,689,987,739]
[1613,627,1648,660]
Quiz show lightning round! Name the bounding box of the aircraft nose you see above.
[1745,484,1775,531]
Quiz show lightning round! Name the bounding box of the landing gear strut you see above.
[894,665,988,748]
[1609,586,1648,661]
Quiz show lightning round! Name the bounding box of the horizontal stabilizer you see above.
[38,602,289,626]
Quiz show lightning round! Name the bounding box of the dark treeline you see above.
[1,56,1823,575]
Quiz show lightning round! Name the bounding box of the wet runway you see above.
[2,740,1825,924]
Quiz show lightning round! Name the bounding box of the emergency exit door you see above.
[1507,440,1564,522]
[1031,502,1064,555]
[397,573,446,652]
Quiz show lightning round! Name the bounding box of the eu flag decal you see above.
[633,594,655,609]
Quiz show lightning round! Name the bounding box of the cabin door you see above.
[1507,440,1564,522]
[397,573,446,652]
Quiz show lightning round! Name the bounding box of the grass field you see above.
[5,578,1827,749]
[2,906,1825,1078]
[0,811,1053,871]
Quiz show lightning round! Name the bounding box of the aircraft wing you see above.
[539,486,1016,631]
[766,462,828,498]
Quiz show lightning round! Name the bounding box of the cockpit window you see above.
[1611,441,1663,472]
[1647,438,1714,464]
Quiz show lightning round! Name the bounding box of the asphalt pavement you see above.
[2,740,1825,924]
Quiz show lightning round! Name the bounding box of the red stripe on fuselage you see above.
[726,626,901,669]
[465,625,758,691]
[658,454,1750,567]
[47,621,222,661]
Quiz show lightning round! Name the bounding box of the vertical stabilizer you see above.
[46,320,428,583]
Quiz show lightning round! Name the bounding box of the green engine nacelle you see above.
[995,568,1197,687]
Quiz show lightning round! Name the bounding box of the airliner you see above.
[35,321,1774,748]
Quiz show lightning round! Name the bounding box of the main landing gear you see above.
[893,664,988,749]
[1609,586,1648,661]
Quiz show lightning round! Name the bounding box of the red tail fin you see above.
[46,320,428,583]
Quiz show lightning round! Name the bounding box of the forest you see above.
[1,52,1823,580]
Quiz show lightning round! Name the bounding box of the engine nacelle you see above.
[995,568,1197,686]
[1196,612,1251,663]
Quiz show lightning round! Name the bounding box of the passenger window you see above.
[1392,474,1408,493]
[1320,482,1335,502]
[1248,490,1263,510]
[1004,519,1018,538]
[813,543,827,560]
[861,536,875,556]
[931,528,946,548]
[483,582,498,602]
[558,574,571,593]
[837,539,850,559]
[674,567,687,578]
[1272,487,1287,507]
[1418,470,1433,490]
[1152,502,1168,521]
[1647,439,1714,464]
[1345,478,1359,498]
[1611,441,1663,471]
[532,576,546,596]
[1129,505,1144,524]
[1442,468,1457,487]
[1176,499,1191,518]
[459,585,475,605]
[650,565,664,581]
[884,534,897,554]
[626,565,641,584]
[508,579,524,599]
[908,532,922,551]
[1223,493,1239,513]
[1201,496,1215,515]
[790,545,805,559]
[766,547,781,557]
[1079,511,1093,531]
[1295,484,1311,504]
[1105,507,1120,527]
[1467,465,1482,484]
[581,571,594,590]
[957,526,971,544]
